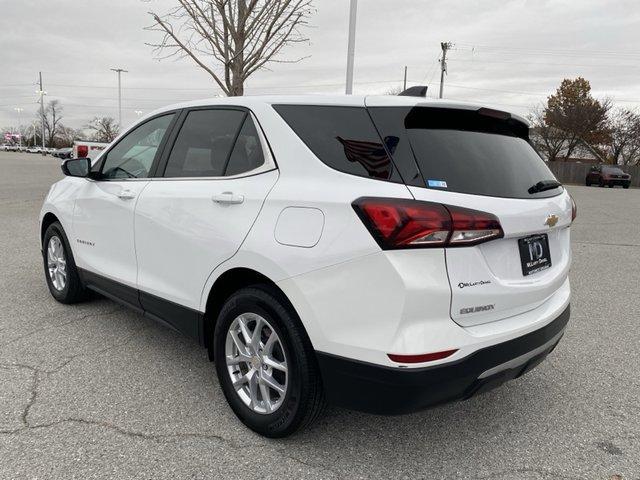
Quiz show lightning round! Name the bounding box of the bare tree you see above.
[86,117,120,143]
[607,108,640,165]
[56,125,83,148]
[41,100,64,147]
[146,0,314,96]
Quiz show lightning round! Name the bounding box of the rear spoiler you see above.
[398,86,428,97]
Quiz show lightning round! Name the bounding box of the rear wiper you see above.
[528,179,562,194]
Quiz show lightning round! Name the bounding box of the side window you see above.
[274,105,402,182]
[225,116,265,176]
[101,114,174,179]
[164,109,246,178]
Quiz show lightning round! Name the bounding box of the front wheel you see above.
[213,287,325,437]
[623,183,630,189]
[42,222,87,304]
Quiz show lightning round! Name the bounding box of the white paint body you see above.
[41,95,572,369]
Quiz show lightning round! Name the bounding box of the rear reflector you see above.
[353,197,503,249]
[388,349,458,364]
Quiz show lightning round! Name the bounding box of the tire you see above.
[608,182,614,188]
[213,286,325,438]
[623,184,630,189]
[585,179,590,186]
[598,178,605,187]
[42,221,86,304]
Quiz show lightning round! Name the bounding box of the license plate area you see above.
[518,234,552,276]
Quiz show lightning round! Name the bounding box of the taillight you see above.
[352,197,503,249]
[570,195,577,222]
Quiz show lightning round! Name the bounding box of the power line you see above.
[454,43,640,58]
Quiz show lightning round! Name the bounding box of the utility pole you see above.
[13,107,23,147]
[439,42,453,99]
[110,68,128,126]
[345,0,358,94]
[38,72,46,154]
[403,66,407,91]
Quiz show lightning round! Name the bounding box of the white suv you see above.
[40,95,574,437]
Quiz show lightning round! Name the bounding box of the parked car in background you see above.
[53,147,73,159]
[586,165,631,188]
[26,146,42,153]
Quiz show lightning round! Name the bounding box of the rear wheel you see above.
[213,286,325,437]
[42,222,86,304]
[623,183,630,189]
[599,178,605,187]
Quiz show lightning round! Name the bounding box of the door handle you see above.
[117,189,137,200]
[212,192,244,205]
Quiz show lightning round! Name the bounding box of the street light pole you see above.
[110,68,128,127]
[37,72,46,154]
[345,0,358,94]
[13,107,23,147]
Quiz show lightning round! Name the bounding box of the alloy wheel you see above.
[225,313,288,414]
[47,235,67,291]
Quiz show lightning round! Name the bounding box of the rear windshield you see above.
[369,107,562,199]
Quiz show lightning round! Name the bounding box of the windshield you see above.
[369,107,563,199]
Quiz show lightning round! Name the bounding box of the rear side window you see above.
[225,116,265,176]
[369,107,562,199]
[164,109,245,178]
[274,105,402,183]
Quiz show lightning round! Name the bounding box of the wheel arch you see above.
[202,267,312,360]
[41,212,61,243]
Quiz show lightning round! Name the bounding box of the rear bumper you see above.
[316,304,570,415]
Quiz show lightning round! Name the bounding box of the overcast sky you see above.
[2,0,640,131]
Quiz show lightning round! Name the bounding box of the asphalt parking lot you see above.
[0,151,638,480]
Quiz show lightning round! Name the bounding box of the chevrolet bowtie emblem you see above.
[545,214,559,228]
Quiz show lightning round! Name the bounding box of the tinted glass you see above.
[225,116,265,176]
[274,105,402,183]
[101,114,174,179]
[164,109,245,177]
[603,166,625,174]
[370,107,561,199]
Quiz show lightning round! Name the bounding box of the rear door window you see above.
[274,105,403,183]
[164,109,245,177]
[369,107,562,199]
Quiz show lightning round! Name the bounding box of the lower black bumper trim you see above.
[316,305,570,415]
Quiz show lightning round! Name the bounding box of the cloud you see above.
[1,0,639,129]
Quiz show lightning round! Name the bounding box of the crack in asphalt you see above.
[574,241,640,248]
[471,466,587,480]
[0,306,125,348]
[0,358,338,477]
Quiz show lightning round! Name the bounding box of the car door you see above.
[134,107,278,336]
[72,113,176,306]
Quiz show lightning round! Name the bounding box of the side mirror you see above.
[61,158,91,177]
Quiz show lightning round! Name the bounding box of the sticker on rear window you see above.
[427,179,448,188]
